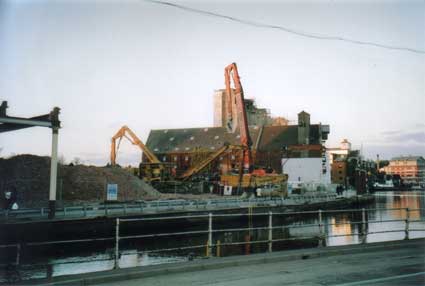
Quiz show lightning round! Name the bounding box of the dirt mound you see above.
[0,154,161,208]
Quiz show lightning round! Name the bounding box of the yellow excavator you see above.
[110,125,170,182]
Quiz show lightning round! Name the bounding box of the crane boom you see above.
[224,63,253,172]
[179,144,243,181]
[110,125,160,165]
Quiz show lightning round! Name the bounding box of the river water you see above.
[1,191,424,283]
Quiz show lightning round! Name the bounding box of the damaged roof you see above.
[146,124,324,154]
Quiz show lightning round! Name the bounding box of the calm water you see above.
[1,191,424,283]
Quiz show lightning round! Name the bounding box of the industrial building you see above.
[145,101,330,180]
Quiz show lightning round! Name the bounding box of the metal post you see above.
[114,218,120,269]
[83,204,87,217]
[140,202,143,213]
[48,128,59,219]
[318,209,324,247]
[123,204,127,215]
[64,207,67,217]
[41,207,44,217]
[405,208,410,240]
[208,213,213,257]
[268,211,273,252]
[361,208,366,244]
[105,204,108,216]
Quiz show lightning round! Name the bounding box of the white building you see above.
[282,153,331,192]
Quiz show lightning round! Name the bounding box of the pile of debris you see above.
[0,154,161,208]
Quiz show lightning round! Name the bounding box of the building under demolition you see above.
[144,94,330,179]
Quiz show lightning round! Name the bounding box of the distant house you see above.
[383,156,425,185]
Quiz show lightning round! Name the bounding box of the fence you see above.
[1,207,424,272]
[0,193,341,219]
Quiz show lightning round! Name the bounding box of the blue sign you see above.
[107,184,118,201]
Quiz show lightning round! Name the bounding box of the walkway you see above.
[23,238,424,286]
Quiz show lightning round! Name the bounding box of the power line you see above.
[142,0,425,55]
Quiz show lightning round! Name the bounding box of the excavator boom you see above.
[224,63,253,171]
[179,144,243,181]
[110,125,160,165]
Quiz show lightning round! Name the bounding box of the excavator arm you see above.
[224,63,253,172]
[179,144,243,181]
[110,125,160,165]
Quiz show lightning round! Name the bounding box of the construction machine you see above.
[220,63,288,196]
[110,126,170,182]
[179,143,244,181]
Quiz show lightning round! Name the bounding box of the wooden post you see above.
[216,240,221,257]
[268,211,273,252]
[15,244,21,266]
[405,208,410,240]
[318,209,324,247]
[114,218,120,269]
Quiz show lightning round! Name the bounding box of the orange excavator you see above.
[220,63,287,194]
[110,125,170,182]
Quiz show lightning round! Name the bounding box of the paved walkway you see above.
[22,239,424,286]
[95,239,424,286]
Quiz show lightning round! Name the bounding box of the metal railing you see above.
[1,207,424,272]
[111,207,425,269]
[0,193,341,219]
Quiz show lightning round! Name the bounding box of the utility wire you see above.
[142,0,425,54]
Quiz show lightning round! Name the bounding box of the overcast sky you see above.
[1,0,424,165]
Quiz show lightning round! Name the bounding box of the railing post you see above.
[318,209,324,247]
[105,204,108,216]
[41,207,44,217]
[64,207,67,217]
[268,211,273,252]
[83,204,87,217]
[140,202,143,213]
[114,218,120,269]
[123,204,127,215]
[208,212,213,257]
[361,208,366,244]
[405,208,410,240]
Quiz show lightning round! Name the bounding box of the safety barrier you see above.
[0,193,340,219]
[1,207,424,272]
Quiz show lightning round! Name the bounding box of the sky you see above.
[0,0,424,165]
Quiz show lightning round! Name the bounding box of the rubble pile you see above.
[0,155,161,208]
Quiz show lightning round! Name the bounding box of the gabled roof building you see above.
[145,109,330,177]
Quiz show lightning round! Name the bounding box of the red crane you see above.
[224,62,253,173]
